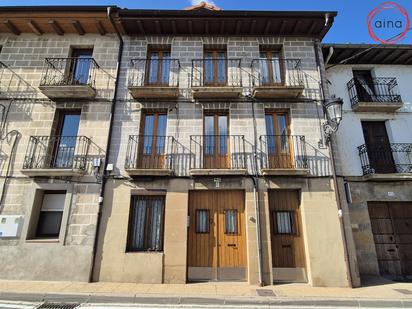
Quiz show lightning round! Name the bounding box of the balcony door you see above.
[353,70,375,102]
[204,49,227,86]
[259,50,283,86]
[53,111,81,168]
[138,112,167,169]
[146,49,171,86]
[70,49,93,85]
[204,112,229,169]
[362,121,395,173]
[265,112,293,168]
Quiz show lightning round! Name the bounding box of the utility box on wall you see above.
[0,215,23,238]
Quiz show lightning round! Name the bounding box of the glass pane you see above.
[204,52,213,85]
[217,52,227,84]
[225,210,238,234]
[143,115,154,154]
[260,52,270,85]
[277,115,289,153]
[275,211,293,234]
[204,115,214,155]
[148,198,164,251]
[73,55,92,85]
[196,210,209,233]
[218,115,228,155]
[55,114,80,168]
[60,114,80,136]
[265,115,276,153]
[36,211,63,238]
[148,53,159,84]
[160,53,170,85]
[130,198,147,250]
[156,114,167,153]
[271,53,282,83]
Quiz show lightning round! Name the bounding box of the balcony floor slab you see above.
[128,86,179,99]
[21,168,85,177]
[190,169,248,176]
[261,168,310,176]
[352,101,403,112]
[359,173,412,182]
[192,87,242,99]
[39,85,96,100]
[125,168,173,177]
[253,86,304,99]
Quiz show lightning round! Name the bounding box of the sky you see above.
[1,0,411,44]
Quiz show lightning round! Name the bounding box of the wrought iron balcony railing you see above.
[250,58,304,87]
[23,135,91,170]
[191,58,242,87]
[125,135,175,170]
[190,135,246,170]
[260,135,308,170]
[40,57,99,88]
[358,143,412,175]
[347,77,402,107]
[128,58,180,88]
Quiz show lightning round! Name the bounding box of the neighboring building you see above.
[0,6,120,281]
[323,44,412,281]
[92,5,352,287]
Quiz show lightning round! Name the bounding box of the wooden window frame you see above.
[126,195,166,252]
[203,111,230,161]
[195,209,210,234]
[224,209,239,235]
[259,49,285,86]
[68,48,94,85]
[146,47,171,86]
[203,48,227,86]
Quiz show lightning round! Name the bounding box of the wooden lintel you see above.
[27,20,42,35]
[72,20,85,35]
[3,20,21,35]
[96,21,106,35]
[48,20,64,35]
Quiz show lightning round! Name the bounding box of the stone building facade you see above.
[324,44,412,282]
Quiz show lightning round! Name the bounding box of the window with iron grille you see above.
[127,195,165,252]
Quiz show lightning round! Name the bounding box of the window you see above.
[140,111,167,154]
[146,46,171,85]
[127,195,165,252]
[70,48,93,85]
[265,111,290,154]
[204,111,229,155]
[225,209,238,234]
[259,47,283,85]
[196,209,209,233]
[273,211,295,235]
[35,191,66,239]
[204,48,227,86]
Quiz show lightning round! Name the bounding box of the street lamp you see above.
[322,97,343,143]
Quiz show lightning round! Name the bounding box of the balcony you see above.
[22,136,91,177]
[191,59,242,99]
[347,77,403,112]
[128,58,180,100]
[358,143,412,179]
[125,135,175,176]
[39,57,99,100]
[251,59,304,99]
[189,135,247,176]
[260,135,309,176]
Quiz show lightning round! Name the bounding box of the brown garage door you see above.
[187,190,247,281]
[368,202,412,279]
[269,190,306,282]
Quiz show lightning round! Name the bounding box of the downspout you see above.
[89,6,124,282]
[325,46,334,66]
[250,96,264,287]
[314,40,353,288]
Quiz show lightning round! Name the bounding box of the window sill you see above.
[26,238,59,243]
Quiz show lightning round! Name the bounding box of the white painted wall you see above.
[326,64,412,176]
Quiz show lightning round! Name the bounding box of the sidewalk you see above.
[0,276,411,308]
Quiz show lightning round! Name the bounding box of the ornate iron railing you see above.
[250,58,304,87]
[40,57,99,88]
[358,143,412,175]
[23,135,91,170]
[128,58,180,88]
[260,135,308,170]
[190,135,246,170]
[125,135,175,170]
[191,58,242,87]
[347,77,402,107]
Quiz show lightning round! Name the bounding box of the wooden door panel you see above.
[269,190,305,269]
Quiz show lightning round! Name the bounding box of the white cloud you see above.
[190,0,217,6]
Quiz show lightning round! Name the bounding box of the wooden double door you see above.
[369,202,412,280]
[187,190,247,281]
[269,190,307,282]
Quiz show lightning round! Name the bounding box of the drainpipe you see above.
[325,46,334,66]
[314,40,353,288]
[89,6,124,282]
[249,95,264,287]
